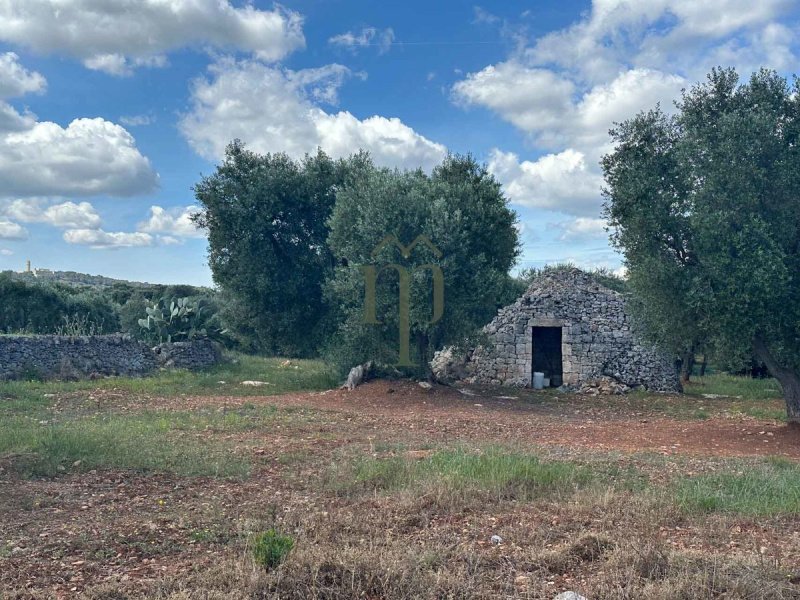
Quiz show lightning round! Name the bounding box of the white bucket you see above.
[533,372,545,390]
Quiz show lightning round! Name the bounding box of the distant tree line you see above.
[0,274,226,345]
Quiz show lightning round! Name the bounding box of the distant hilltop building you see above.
[8,263,153,289]
[19,261,53,277]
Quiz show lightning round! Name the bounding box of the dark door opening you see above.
[532,327,562,387]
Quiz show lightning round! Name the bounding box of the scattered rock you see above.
[490,534,503,545]
[241,380,272,387]
[578,376,629,396]
[418,381,433,390]
[430,346,469,384]
[341,362,372,391]
[554,592,588,600]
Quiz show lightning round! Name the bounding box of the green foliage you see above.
[674,458,800,515]
[252,530,294,570]
[136,296,230,345]
[0,274,119,334]
[325,154,520,375]
[602,68,800,412]
[193,141,372,357]
[137,296,204,343]
[194,145,520,365]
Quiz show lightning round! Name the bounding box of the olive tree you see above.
[603,68,800,421]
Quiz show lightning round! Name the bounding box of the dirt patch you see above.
[3,379,800,597]
[154,380,800,460]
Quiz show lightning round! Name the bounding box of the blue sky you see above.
[0,0,798,285]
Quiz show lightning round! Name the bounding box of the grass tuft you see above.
[685,374,782,401]
[0,352,338,406]
[0,403,314,478]
[674,458,800,515]
[252,530,294,570]
[340,447,591,500]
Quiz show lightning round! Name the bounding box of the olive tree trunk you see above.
[753,336,800,425]
[679,349,695,385]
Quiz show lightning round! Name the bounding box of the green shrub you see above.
[252,530,294,570]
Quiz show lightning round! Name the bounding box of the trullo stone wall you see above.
[450,269,680,392]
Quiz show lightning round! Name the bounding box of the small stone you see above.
[514,575,530,588]
[490,534,503,545]
[554,592,588,600]
[418,381,433,390]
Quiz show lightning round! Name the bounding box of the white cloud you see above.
[286,64,354,105]
[553,217,609,241]
[488,149,604,216]
[456,66,684,148]
[0,55,158,204]
[157,235,182,246]
[0,0,305,75]
[696,23,798,76]
[181,59,446,170]
[452,63,575,137]
[527,0,795,81]
[1,117,158,198]
[81,53,169,77]
[4,199,102,229]
[0,53,43,132]
[0,52,46,98]
[570,68,686,149]
[63,229,153,249]
[454,64,686,214]
[453,0,797,221]
[119,114,156,127]
[329,27,395,54]
[138,205,204,239]
[0,248,13,256]
[0,219,28,240]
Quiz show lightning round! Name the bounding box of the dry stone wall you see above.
[153,339,221,370]
[0,335,220,381]
[461,269,680,392]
